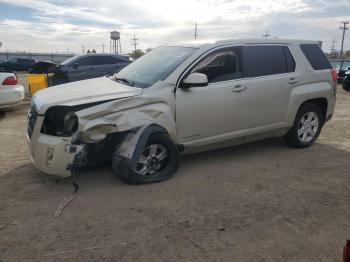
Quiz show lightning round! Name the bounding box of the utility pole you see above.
[262,30,270,39]
[339,21,349,59]
[131,35,139,52]
[330,37,337,58]
[194,23,198,39]
[102,43,106,53]
[82,44,85,54]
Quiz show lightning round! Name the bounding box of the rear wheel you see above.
[117,133,180,184]
[285,103,324,148]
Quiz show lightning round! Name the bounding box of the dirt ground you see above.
[0,82,350,262]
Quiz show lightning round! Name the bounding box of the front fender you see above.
[75,96,176,141]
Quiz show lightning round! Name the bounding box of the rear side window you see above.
[243,45,293,77]
[300,44,331,70]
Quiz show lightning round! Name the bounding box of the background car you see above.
[0,70,25,106]
[0,58,36,72]
[342,70,350,91]
[50,53,132,85]
[27,61,57,74]
[330,59,350,83]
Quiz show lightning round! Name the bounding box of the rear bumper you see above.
[326,96,336,122]
[0,85,25,106]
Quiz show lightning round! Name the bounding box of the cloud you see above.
[0,0,349,54]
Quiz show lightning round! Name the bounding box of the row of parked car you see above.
[0,53,132,83]
[0,53,133,106]
[330,59,350,91]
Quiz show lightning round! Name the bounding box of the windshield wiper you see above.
[114,77,135,87]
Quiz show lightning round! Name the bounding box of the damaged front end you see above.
[28,103,130,177]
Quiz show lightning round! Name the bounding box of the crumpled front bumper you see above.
[27,116,83,177]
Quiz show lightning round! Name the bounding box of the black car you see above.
[342,70,350,91]
[27,61,57,74]
[330,59,350,84]
[0,58,36,71]
[50,54,132,85]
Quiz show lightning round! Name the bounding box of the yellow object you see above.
[27,74,48,95]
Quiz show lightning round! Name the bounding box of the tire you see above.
[342,80,350,91]
[285,103,324,148]
[116,133,180,185]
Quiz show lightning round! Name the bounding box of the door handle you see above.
[232,85,247,93]
[288,78,299,85]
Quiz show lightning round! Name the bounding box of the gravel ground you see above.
[0,81,350,262]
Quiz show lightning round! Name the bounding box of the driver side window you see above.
[192,47,243,83]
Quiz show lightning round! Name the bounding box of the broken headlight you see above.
[63,112,78,135]
[41,108,78,137]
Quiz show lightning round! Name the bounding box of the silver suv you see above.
[27,39,336,184]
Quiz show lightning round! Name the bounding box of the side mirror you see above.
[181,73,208,89]
[72,63,79,69]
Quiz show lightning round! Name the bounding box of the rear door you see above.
[94,56,119,76]
[233,45,297,129]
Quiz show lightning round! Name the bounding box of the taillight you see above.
[343,240,350,262]
[2,75,18,85]
[331,68,337,82]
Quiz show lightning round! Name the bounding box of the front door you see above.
[176,46,245,142]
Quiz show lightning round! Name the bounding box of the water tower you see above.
[110,31,121,54]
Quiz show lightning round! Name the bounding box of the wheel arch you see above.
[299,97,328,121]
[112,123,174,173]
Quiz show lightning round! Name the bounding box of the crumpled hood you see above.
[32,76,143,114]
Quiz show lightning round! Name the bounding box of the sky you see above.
[0,0,349,54]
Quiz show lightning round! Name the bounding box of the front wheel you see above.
[116,133,180,185]
[285,103,324,148]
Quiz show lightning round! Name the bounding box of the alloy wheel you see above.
[297,112,319,143]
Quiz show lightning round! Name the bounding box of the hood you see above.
[32,76,143,114]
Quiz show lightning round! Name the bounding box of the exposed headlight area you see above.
[41,107,78,137]
[74,124,118,143]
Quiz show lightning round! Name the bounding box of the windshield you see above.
[114,46,196,88]
[60,55,79,65]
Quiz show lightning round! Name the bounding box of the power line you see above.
[339,21,349,59]
[102,43,106,53]
[131,35,139,52]
[82,44,85,54]
[262,30,271,39]
[194,23,198,40]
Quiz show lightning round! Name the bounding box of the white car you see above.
[0,71,25,106]
[27,38,336,184]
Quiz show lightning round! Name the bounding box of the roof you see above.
[165,38,320,48]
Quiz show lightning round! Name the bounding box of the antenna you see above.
[194,23,198,39]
